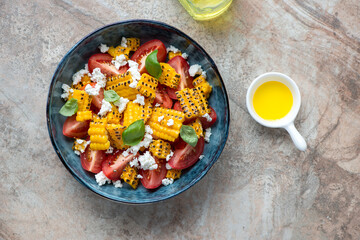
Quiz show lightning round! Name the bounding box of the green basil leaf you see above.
[122,120,145,146]
[180,125,198,147]
[145,50,162,79]
[104,90,120,102]
[59,98,78,116]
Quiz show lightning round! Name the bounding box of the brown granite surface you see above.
[0,0,359,239]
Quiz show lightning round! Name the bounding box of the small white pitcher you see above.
[246,72,307,151]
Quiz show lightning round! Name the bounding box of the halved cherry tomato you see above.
[88,53,128,77]
[168,137,205,170]
[102,151,135,180]
[130,39,166,74]
[166,56,193,99]
[62,115,90,138]
[139,158,167,189]
[199,106,217,129]
[80,146,105,173]
[154,85,173,109]
[172,101,182,111]
[81,82,104,111]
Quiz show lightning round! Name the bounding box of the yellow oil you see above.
[178,0,233,20]
[253,81,293,120]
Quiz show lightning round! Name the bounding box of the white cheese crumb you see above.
[137,174,143,179]
[166,45,180,53]
[162,178,174,186]
[167,119,174,126]
[122,125,154,157]
[199,155,205,160]
[189,64,204,77]
[202,71,207,78]
[112,180,123,188]
[74,139,90,154]
[182,53,188,59]
[99,44,109,53]
[84,83,101,96]
[166,163,172,170]
[98,99,112,117]
[111,54,127,70]
[74,150,80,156]
[133,94,145,106]
[105,145,114,154]
[127,60,141,88]
[120,37,127,48]
[158,115,164,122]
[61,84,73,100]
[138,151,158,170]
[90,68,107,88]
[95,171,111,186]
[166,150,174,162]
[145,125,153,135]
[72,68,89,85]
[202,113,212,122]
[205,127,212,143]
[155,103,161,107]
[113,97,129,113]
[129,157,139,168]
[122,150,130,157]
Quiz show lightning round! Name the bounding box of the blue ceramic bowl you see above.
[47,20,230,204]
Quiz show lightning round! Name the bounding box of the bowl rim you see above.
[46,19,230,204]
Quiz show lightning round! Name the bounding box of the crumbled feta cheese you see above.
[105,146,114,154]
[202,113,212,122]
[138,151,158,170]
[127,60,141,88]
[84,64,88,71]
[122,150,130,157]
[130,157,139,168]
[158,115,164,122]
[73,139,90,155]
[189,64,203,77]
[204,127,212,143]
[182,53,188,59]
[166,150,174,162]
[91,68,107,87]
[98,99,112,116]
[162,178,174,186]
[155,103,161,107]
[145,125,153,135]
[72,68,89,85]
[61,84,73,100]
[137,174,143,179]
[199,155,205,160]
[74,150,81,155]
[122,125,154,157]
[95,171,111,186]
[120,37,127,48]
[85,83,101,96]
[113,97,129,113]
[166,45,180,53]
[111,54,127,70]
[133,94,145,106]
[113,180,123,188]
[167,119,174,126]
[201,71,207,78]
[166,163,172,170]
[99,44,109,53]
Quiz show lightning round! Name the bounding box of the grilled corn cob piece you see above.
[188,118,204,138]
[149,140,171,159]
[123,99,153,127]
[106,124,127,149]
[88,117,110,150]
[70,89,92,111]
[168,51,182,60]
[159,63,180,89]
[125,38,140,52]
[175,87,210,119]
[106,72,140,100]
[121,164,139,189]
[76,110,92,122]
[106,104,122,124]
[192,75,212,98]
[136,73,158,99]
[108,45,131,59]
[166,169,181,180]
[73,74,91,90]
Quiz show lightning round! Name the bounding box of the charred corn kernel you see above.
[76,110,92,122]
[166,169,181,180]
[121,164,139,189]
[192,75,212,98]
[88,117,110,150]
[126,38,140,52]
[108,46,131,59]
[149,140,171,159]
[106,124,127,149]
[188,118,204,138]
[136,73,158,99]
[73,74,91,90]
[106,104,122,124]
[147,107,185,142]
[168,51,182,60]
[123,99,153,127]
[70,89,92,111]
[159,63,180,89]
[73,139,89,153]
[106,72,139,100]
[176,87,210,119]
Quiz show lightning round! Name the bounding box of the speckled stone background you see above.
[1,0,359,239]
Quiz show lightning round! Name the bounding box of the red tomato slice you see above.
[199,106,217,129]
[62,115,90,138]
[130,39,166,74]
[166,56,193,99]
[80,146,106,173]
[88,53,127,77]
[172,101,182,111]
[168,137,205,170]
[139,158,167,189]
[154,85,173,109]
[102,151,135,180]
